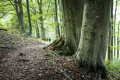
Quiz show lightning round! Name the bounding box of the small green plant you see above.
[105,59,120,74]
[105,58,120,79]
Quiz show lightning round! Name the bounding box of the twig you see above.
[57,66,72,80]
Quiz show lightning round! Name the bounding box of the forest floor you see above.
[0,31,104,80]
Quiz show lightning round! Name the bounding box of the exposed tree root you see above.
[52,38,75,56]
[43,36,62,49]
[57,67,72,80]
[44,36,75,56]
[51,36,63,47]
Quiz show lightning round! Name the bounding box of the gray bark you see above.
[58,0,62,34]
[37,0,46,40]
[18,0,25,33]
[61,0,84,55]
[36,26,40,38]
[76,0,111,78]
[117,22,120,58]
[26,0,32,36]
[114,0,118,58]
[55,0,60,38]
[14,0,19,29]
[108,0,113,60]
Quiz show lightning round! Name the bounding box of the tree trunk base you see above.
[45,36,75,56]
[77,60,109,79]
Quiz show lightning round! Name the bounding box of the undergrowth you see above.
[0,30,24,48]
[105,58,120,79]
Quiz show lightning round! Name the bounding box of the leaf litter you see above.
[0,31,104,80]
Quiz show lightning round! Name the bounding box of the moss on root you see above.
[51,40,75,56]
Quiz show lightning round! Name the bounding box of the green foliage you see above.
[105,58,120,80]
[105,59,120,77]
[0,0,62,40]
[0,30,24,48]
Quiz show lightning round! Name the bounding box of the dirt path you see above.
[0,41,101,80]
[0,42,49,80]
[0,41,72,80]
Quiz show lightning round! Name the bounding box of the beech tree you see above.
[55,0,60,38]
[52,0,84,55]
[26,0,32,36]
[14,0,19,28]
[76,0,110,78]
[18,0,25,33]
[108,0,113,60]
[51,0,111,78]
[37,0,46,40]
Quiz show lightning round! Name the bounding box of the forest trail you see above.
[0,39,101,80]
[0,40,76,80]
[0,41,50,80]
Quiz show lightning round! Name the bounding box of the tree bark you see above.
[14,0,19,29]
[108,22,112,60]
[36,26,40,38]
[108,0,114,60]
[26,0,32,36]
[58,0,62,34]
[114,0,118,58]
[18,0,25,33]
[108,0,113,60]
[55,0,60,38]
[76,0,111,78]
[37,0,46,40]
[117,22,120,58]
[52,0,83,55]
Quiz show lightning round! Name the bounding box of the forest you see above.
[0,0,120,80]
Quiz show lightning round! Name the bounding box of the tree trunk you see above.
[117,22,120,58]
[36,26,40,38]
[37,0,46,40]
[110,0,114,60]
[114,0,118,58]
[58,0,62,34]
[51,0,84,55]
[55,0,60,38]
[18,0,25,33]
[76,0,110,78]
[14,0,19,29]
[108,22,112,60]
[108,0,114,60]
[26,0,32,36]
[32,2,40,38]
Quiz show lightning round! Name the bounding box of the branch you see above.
[22,3,39,15]
[0,11,10,18]
[43,2,50,20]
[9,0,16,11]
